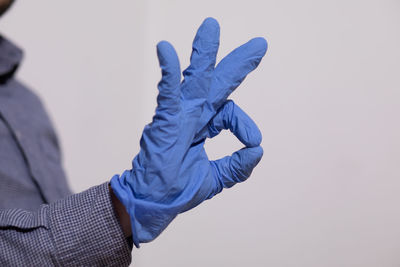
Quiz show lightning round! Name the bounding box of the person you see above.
[0,1,267,265]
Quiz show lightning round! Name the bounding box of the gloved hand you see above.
[110,17,268,248]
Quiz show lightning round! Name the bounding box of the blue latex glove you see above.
[110,17,267,248]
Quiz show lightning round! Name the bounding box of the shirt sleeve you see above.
[0,182,132,266]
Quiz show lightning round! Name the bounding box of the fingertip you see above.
[157,40,171,49]
[157,41,176,61]
[248,127,262,148]
[197,17,220,43]
[229,146,263,182]
[238,124,262,148]
[249,37,268,57]
[203,17,220,29]
[250,145,264,161]
[227,101,262,147]
[157,40,172,54]
[156,40,180,73]
[241,146,263,169]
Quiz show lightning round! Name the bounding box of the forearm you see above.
[0,183,132,266]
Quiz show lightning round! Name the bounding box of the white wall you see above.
[2,0,400,266]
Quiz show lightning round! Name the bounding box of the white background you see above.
[2,0,400,266]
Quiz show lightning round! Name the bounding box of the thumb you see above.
[211,146,263,190]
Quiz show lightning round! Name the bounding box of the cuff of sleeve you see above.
[48,182,132,266]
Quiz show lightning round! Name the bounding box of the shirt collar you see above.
[0,35,23,82]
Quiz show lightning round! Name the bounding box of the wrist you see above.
[109,184,132,237]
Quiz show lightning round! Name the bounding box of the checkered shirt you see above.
[0,35,132,266]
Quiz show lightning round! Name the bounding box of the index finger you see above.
[209,37,268,110]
